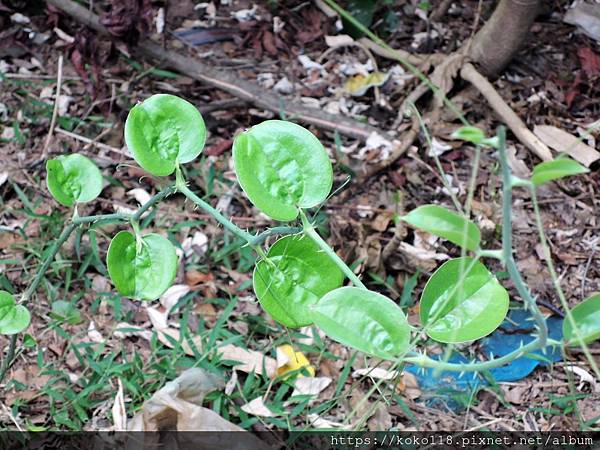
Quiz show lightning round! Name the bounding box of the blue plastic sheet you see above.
[405,309,563,409]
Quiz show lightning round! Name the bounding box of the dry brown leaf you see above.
[220,344,277,378]
[160,284,191,310]
[291,377,332,397]
[114,322,153,341]
[368,404,393,431]
[128,367,269,449]
[397,372,421,399]
[565,366,600,392]
[185,270,214,286]
[430,53,467,108]
[352,367,400,381]
[502,385,529,405]
[225,370,238,396]
[533,125,600,167]
[241,397,277,417]
[87,321,104,344]
[506,145,531,178]
[112,379,127,431]
[371,213,391,232]
[398,241,449,272]
[307,413,351,429]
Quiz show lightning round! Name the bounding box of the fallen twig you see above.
[460,63,552,161]
[46,0,393,143]
[54,127,126,156]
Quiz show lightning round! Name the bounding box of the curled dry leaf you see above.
[291,377,332,397]
[506,145,531,178]
[87,321,104,344]
[225,370,238,396]
[127,188,152,206]
[352,367,401,381]
[398,241,449,272]
[241,397,277,417]
[160,284,191,310]
[114,322,153,341]
[128,367,269,447]
[343,72,390,97]
[112,379,127,431]
[220,344,277,378]
[564,366,600,392]
[307,413,351,430]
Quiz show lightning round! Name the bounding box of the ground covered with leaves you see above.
[1,0,600,433]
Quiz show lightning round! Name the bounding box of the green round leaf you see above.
[124,94,206,176]
[0,290,31,335]
[531,157,589,186]
[46,154,103,206]
[420,257,509,343]
[402,204,481,251]
[107,231,178,301]
[232,120,333,221]
[563,294,600,346]
[253,235,344,328]
[311,287,411,359]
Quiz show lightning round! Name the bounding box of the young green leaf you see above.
[420,257,509,343]
[124,94,206,176]
[46,154,103,206]
[563,294,600,346]
[311,287,410,359]
[451,126,485,145]
[0,290,31,335]
[253,235,344,328]
[232,120,333,221]
[107,231,178,301]
[531,157,589,186]
[51,300,82,325]
[402,204,481,251]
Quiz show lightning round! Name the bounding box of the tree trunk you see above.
[469,0,541,77]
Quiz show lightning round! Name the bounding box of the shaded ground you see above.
[1,0,599,432]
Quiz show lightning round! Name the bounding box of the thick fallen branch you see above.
[460,63,553,161]
[46,0,392,142]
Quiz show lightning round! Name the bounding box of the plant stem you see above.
[498,126,548,346]
[175,168,299,247]
[20,223,78,305]
[252,226,301,246]
[299,209,367,289]
[477,249,504,260]
[403,336,559,372]
[175,166,256,243]
[176,182,256,243]
[399,127,552,373]
[530,187,600,379]
[0,222,77,384]
[72,185,177,225]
